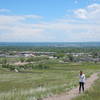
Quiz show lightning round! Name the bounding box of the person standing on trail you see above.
[79,71,85,93]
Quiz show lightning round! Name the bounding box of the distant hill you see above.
[0,42,100,47]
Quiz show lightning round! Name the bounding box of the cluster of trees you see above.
[1,63,49,72]
[0,57,49,71]
[20,56,49,63]
[92,52,100,58]
[0,46,100,53]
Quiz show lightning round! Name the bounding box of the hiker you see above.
[79,71,85,93]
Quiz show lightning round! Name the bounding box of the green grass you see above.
[73,74,100,100]
[0,62,100,100]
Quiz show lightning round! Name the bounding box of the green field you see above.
[0,62,100,100]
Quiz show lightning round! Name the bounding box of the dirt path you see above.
[43,73,99,100]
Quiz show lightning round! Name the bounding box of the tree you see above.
[26,57,34,62]
[20,57,25,62]
[2,58,7,65]
[53,53,65,59]
[67,54,74,62]
[1,58,8,68]
[92,52,98,58]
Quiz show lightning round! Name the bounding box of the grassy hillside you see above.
[0,62,100,100]
[73,74,100,100]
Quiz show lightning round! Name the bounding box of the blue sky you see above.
[0,0,100,42]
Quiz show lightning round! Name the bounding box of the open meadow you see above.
[0,62,100,100]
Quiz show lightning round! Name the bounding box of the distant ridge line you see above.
[0,42,100,47]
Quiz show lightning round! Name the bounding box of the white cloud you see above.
[74,9,88,19]
[0,15,42,25]
[0,28,44,42]
[0,4,100,42]
[0,14,44,42]
[0,21,45,42]
[0,8,11,13]
[74,3,100,20]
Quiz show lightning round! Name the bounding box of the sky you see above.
[0,0,100,42]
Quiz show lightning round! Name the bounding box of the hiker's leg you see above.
[82,82,84,92]
[79,82,81,93]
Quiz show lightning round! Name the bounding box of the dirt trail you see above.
[43,73,99,100]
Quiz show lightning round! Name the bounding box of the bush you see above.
[32,64,49,70]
